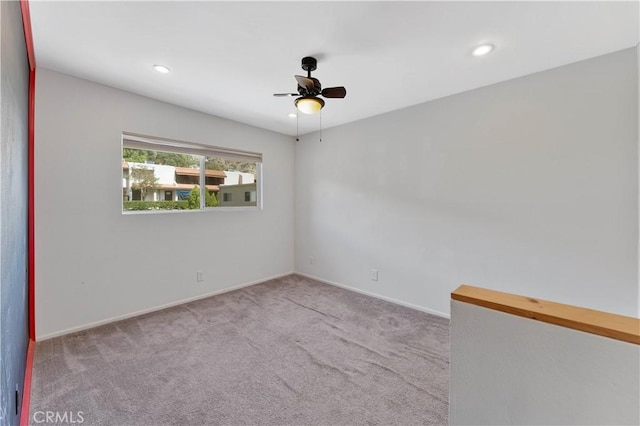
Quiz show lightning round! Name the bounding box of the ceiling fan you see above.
[273,56,347,114]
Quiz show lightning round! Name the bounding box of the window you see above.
[122,132,262,213]
[243,191,257,203]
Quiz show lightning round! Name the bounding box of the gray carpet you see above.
[29,275,450,425]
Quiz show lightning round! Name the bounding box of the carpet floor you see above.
[29,275,450,425]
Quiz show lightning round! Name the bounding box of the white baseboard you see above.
[37,271,295,341]
[295,272,450,320]
[38,271,448,341]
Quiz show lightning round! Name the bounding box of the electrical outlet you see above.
[309,256,314,265]
[196,271,204,282]
[370,269,378,281]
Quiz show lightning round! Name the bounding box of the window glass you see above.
[122,134,261,213]
[207,155,258,207]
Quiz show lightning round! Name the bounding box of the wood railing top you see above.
[451,285,640,345]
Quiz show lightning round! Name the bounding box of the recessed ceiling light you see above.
[153,64,171,74]
[472,44,495,57]
[288,113,297,118]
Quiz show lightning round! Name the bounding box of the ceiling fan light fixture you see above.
[295,96,324,114]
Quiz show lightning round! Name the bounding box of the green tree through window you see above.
[187,186,219,209]
[130,166,159,200]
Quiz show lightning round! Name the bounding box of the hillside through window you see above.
[122,133,262,213]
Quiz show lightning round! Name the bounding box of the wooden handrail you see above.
[452,285,640,345]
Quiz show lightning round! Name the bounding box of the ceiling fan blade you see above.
[273,93,298,97]
[321,86,347,98]
[295,75,315,92]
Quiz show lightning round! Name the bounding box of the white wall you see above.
[35,69,295,339]
[449,300,640,425]
[295,47,639,318]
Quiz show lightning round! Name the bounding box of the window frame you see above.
[121,132,263,214]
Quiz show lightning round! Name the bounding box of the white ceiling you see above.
[29,1,639,136]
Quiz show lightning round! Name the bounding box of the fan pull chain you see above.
[296,112,299,142]
[319,110,322,142]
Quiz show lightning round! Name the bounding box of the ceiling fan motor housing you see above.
[300,57,321,95]
[298,78,322,96]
